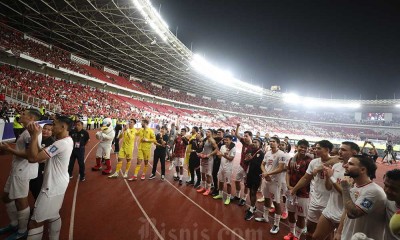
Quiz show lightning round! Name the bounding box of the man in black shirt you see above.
[113,119,123,153]
[189,127,203,188]
[284,136,292,153]
[212,128,225,196]
[68,121,90,181]
[149,126,169,181]
[244,138,265,220]
[29,123,55,200]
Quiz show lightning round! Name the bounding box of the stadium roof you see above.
[1,0,400,110]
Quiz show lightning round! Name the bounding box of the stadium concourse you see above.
[0,131,392,240]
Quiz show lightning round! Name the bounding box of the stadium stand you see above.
[1,22,399,141]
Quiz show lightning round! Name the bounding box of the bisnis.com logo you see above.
[138,217,264,240]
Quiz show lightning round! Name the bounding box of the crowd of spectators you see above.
[0,24,90,75]
[1,23,399,130]
[2,63,400,142]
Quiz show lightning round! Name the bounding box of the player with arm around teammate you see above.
[25,116,74,240]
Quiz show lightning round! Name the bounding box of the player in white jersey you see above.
[196,129,218,196]
[313,141,360,240]
[233,123,253,207]
[291,140,335,240]
[335,154,386,240]
[383,169,400,240]
[213,135,236,205]
[25,116,74,240]
[256,137,286,234]
[0,108,42,240]
[279,141,291,220]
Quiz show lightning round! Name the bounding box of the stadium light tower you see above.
[133,0,169,42]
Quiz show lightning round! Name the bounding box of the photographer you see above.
[361,140,378,163]
[381,140,396,165]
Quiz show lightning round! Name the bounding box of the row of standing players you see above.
[64,118,400,240]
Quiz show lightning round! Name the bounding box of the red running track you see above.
[0,130,394,240]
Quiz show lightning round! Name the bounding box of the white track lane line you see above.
[169,161,291,229]
[148,163,246,240]
[123,178,165,240]
[68,143,98,240]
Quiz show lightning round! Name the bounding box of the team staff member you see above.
[244,137,265,220]
[149,126,169,181]
[86,117,92,130]
[68,121,90,181]
[30,123,55,200]
[113,119,124,153]
[129,119,155,181]
[25,116,74,240]
[188,127,203,187]
[108,119,137,179]
[0,108,42,240]
[94,117,99,129]
[13,113,24,142]
[211,129,225,196]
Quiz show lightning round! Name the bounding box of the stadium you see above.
[0,0,399,240]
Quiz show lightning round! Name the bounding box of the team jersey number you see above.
[297,206,304,213]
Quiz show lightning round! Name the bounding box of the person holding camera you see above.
[382,140,397,165]
[361,141,378,163]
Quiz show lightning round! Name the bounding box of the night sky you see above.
[152,0,400,100]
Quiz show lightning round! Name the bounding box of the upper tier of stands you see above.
[2,64,400,142]
[0,23,398,127]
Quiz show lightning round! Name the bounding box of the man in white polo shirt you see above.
[0,108,42,240]
[25,116,74,240]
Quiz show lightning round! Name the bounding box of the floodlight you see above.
[283,94,361,109]
[190,54,263,95]
[283,93,300,103]
[133,0,168,41]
